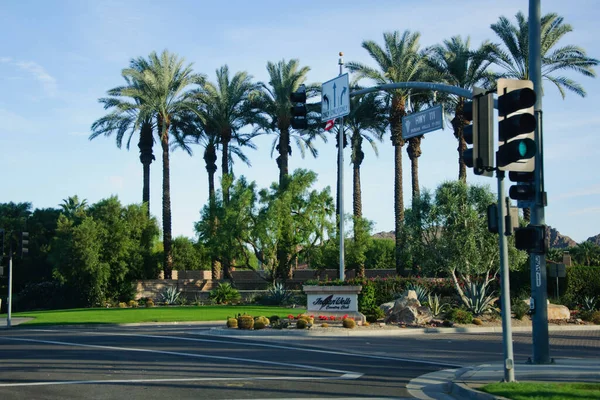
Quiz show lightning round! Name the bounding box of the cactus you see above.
[342,318,356,329]
[254,316,270,326]
[296,319,308,329]
[237,315,254,330]
[254,321,266,330]
[227,318,238,328]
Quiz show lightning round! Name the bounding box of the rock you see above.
[386,304,433,325]
[380,301,395,315]
[522,299,570,320]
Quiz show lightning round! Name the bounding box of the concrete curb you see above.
[450,381,501,400]
[204,324,600,337]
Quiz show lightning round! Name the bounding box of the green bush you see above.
[128,300,138,308]
[563,266,600,305]
[209,282,241,304]
[447,308,473,324]
[145,299,154,307]
[269,315,280,324]
[592,311,600,325]
[366,314,380,323]
[512,299,530,320]
[118,302,127,308]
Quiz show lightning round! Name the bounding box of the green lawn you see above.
[3,306,307,326]
[481,382,600,400]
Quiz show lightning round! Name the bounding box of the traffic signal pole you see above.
[529,0,550,364]
[497,170,515,382]
[338,52,345,281]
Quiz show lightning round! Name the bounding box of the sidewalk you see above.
[0,317,33,328]
[450,358,600,399]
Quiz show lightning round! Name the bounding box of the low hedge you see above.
[563,265,600,306]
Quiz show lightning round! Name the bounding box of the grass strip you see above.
[6,306,307,326]
[480,382,600,400]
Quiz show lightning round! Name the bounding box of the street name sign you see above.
[402,104,444,139]
[321,73,350,121]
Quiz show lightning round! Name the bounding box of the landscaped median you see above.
[480,382,600,400]
[3,306,306,326]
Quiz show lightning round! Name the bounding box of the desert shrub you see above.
[237,314,254,329]
[447,308,473,324]
[226,318,238,328]
[296,319,308,329]
[271,320,289,329]
[472,318,483,325]
[159,286,182,305]
[512,299,530,320]
[563,266,600,305]
[118,302,127,308]
[366,314,380,323]
[128,300,138,308]
[592,311,600,325]
[269,315,280,324]
[176,296,188,306]
[405,283,429,304]
[209,282,241,304]
[582,296,597,312]
[342,318,356,329]
[254,321,266,330]
[145,298,154,307]
[462,281,496,316]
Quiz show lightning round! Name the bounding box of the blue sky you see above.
[1,0,598,242]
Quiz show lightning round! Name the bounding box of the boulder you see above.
[387,305,433,325]
[522,299,570,320]
[380,301,395,316]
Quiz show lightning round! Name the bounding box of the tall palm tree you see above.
[343,92,387,220]
[347,30,426,273]
[490,12,598,98]
[426,36,494,182]
[60,195,88,220]
[192,65,261,202]
[119,50,204,279]
[253,59,324,188]
[91,73,156,215]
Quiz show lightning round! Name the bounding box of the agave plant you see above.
[404,283,430,304]
[426,293,449,317]
[159,286,182,305]
[582,296,597,312]
[263,282,292,306]
[463,281,497,316]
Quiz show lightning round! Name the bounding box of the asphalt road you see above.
[0,325,599,399]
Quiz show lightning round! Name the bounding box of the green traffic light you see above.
[518,141,528,157]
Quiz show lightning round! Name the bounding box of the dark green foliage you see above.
[447,308,473,324]
[13,281,69,312]
[512,299,530,320]
[172,236,210,271]
[563,266,600,306]
[357,279,379,316]
[260,282,292,306]
[365,238,396,269]
[366,314,380,323]
[296,319,308,329]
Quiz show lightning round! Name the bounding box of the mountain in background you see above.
[586,234,600,246]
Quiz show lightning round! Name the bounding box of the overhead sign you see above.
[321,73,350,121]
[402,105,444,139]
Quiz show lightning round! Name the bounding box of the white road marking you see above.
[0,373,362,388]
[64,330,462,368]
[0,336,358,377]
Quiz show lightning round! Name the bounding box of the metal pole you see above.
[7,245,13,328]
[497,170,515,382]
[529,0,550,364]
[338,52,345,281]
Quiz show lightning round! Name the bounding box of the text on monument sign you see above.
[307,293,358,312]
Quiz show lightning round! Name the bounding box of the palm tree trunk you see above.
[390,95,406,275]
[277,126,292,280]
[353,161,362,220]
[453,100,467,183]
[221,130,231,203]
[159,118,173,280]
[204,144,221,280]
[277,128,290,187]
[407,136,422,202]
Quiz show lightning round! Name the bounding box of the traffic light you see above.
[508,171,535,204]
[463,87,493,177]
[19,231,29,258]
[290,84,308,130]
[515,225,546,254]
[497,79,537,172]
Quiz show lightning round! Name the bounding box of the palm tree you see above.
[119,50,204,279]
[426,36,494,182]
[347,30,426,273]
[253,59,324,188]
[60,195,88,220]
[344,92,387,220]
[490,12,598,98]
[91,74,156,215]
[192,65,261,202]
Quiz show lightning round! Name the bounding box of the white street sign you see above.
[321,73,350,121]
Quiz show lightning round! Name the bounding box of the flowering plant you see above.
[287,314,295,320]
